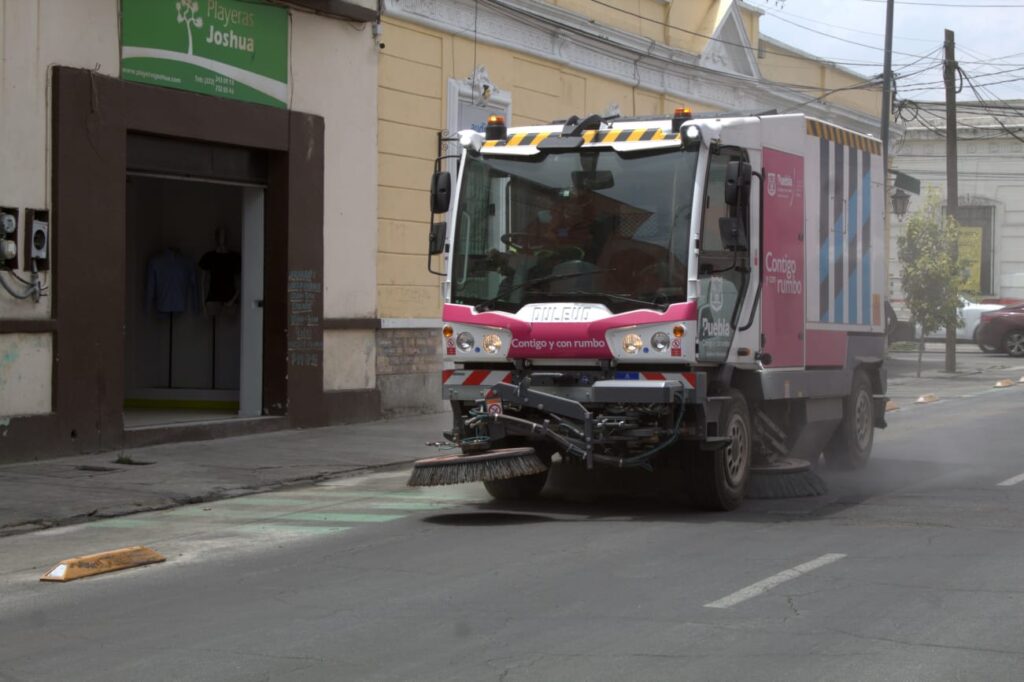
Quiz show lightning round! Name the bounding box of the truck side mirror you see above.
[719,216,748,252]
[724,160,752,207]
[430,172,452,214]
[428,221,447,256]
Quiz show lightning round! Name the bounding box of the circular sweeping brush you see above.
[746,457,827,499]
[407,447,547,487]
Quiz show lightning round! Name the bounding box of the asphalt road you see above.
[2,371,1024,680]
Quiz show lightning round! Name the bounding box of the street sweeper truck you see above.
[412,109,888,510]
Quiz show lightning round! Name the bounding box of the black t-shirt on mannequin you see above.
[198,250,241,303]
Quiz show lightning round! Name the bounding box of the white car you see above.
[916,295,1005,343]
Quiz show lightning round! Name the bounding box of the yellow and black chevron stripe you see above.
[483,127,681,148]
[806,119,881,155]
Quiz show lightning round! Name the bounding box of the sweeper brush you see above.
[745,457,827,499]
[407,447,547,487]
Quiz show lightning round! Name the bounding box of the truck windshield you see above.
[450,147,698,313]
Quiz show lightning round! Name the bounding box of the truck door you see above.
[697,147,748,363]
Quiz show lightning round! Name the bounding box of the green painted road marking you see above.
[92,518,158,528]
[215,497,313,506]
[171,507,402,523]
[367,501,458,511]
[237,524,352,535]
[308,489,482,501]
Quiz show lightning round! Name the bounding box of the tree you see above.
[897,189,963,377]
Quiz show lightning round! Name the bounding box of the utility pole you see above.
[881,0,894,182]
[880,0,894,327]
[943,29,958,373]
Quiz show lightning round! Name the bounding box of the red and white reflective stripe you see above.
[640,371,697,389]
[442,370,513,386]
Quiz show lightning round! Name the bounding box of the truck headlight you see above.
[482,334,502,354]
[622,333,643,354]
[456,332,475,351]
[651,332,670,352]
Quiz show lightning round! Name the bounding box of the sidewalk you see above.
[884,343,1024,404]
[2,347,1022,537]
[0,412,451,537]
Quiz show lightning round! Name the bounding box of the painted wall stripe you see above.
[704,553,847,609]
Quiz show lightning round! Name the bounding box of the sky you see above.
[746,0,1024,104]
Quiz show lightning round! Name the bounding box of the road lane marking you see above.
[997,472,1024,487]
[704,553,847,609]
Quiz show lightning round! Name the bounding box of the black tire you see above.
[974,327,998,353]
[1004,331,1024,358]
[483,470,549,500]
[823,370,874,470]
[688,390,751,511]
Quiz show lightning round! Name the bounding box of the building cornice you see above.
[382,0,881,134]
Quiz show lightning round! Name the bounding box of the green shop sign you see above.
[121,0,289,108]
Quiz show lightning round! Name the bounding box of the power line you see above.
[960,69,1024,144]
[857,0,1024,6]
[748,1,937,43]
[780,77,884,112]
[580,0,938,68]
[753,11,935,58]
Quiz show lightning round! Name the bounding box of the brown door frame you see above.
[50,66,325,454]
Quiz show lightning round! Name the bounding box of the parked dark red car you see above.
[977,303,1024,357]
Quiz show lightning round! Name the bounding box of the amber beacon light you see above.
[485,115,507,140]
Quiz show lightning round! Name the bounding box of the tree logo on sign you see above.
[176,0,204,55]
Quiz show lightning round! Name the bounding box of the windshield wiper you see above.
[559,290,669,310]
[474,269,617,312]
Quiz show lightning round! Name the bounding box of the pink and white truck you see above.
[427,110,888,510]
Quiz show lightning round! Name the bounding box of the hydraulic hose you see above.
[469,395,686,470]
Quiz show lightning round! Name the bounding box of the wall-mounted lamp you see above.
[891,188,910,220]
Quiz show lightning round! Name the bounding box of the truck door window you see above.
[697,147,748,363]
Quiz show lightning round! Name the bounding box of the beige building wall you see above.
[758,39,881,118]
[289,11,380,391]
[0,0,118,416]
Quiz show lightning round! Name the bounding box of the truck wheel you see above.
[823,370,874,470]
[483,470,548,500]
[688,390,751,511]
[1005,331,1024,358]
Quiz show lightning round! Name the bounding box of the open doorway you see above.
[124,175,264,428]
